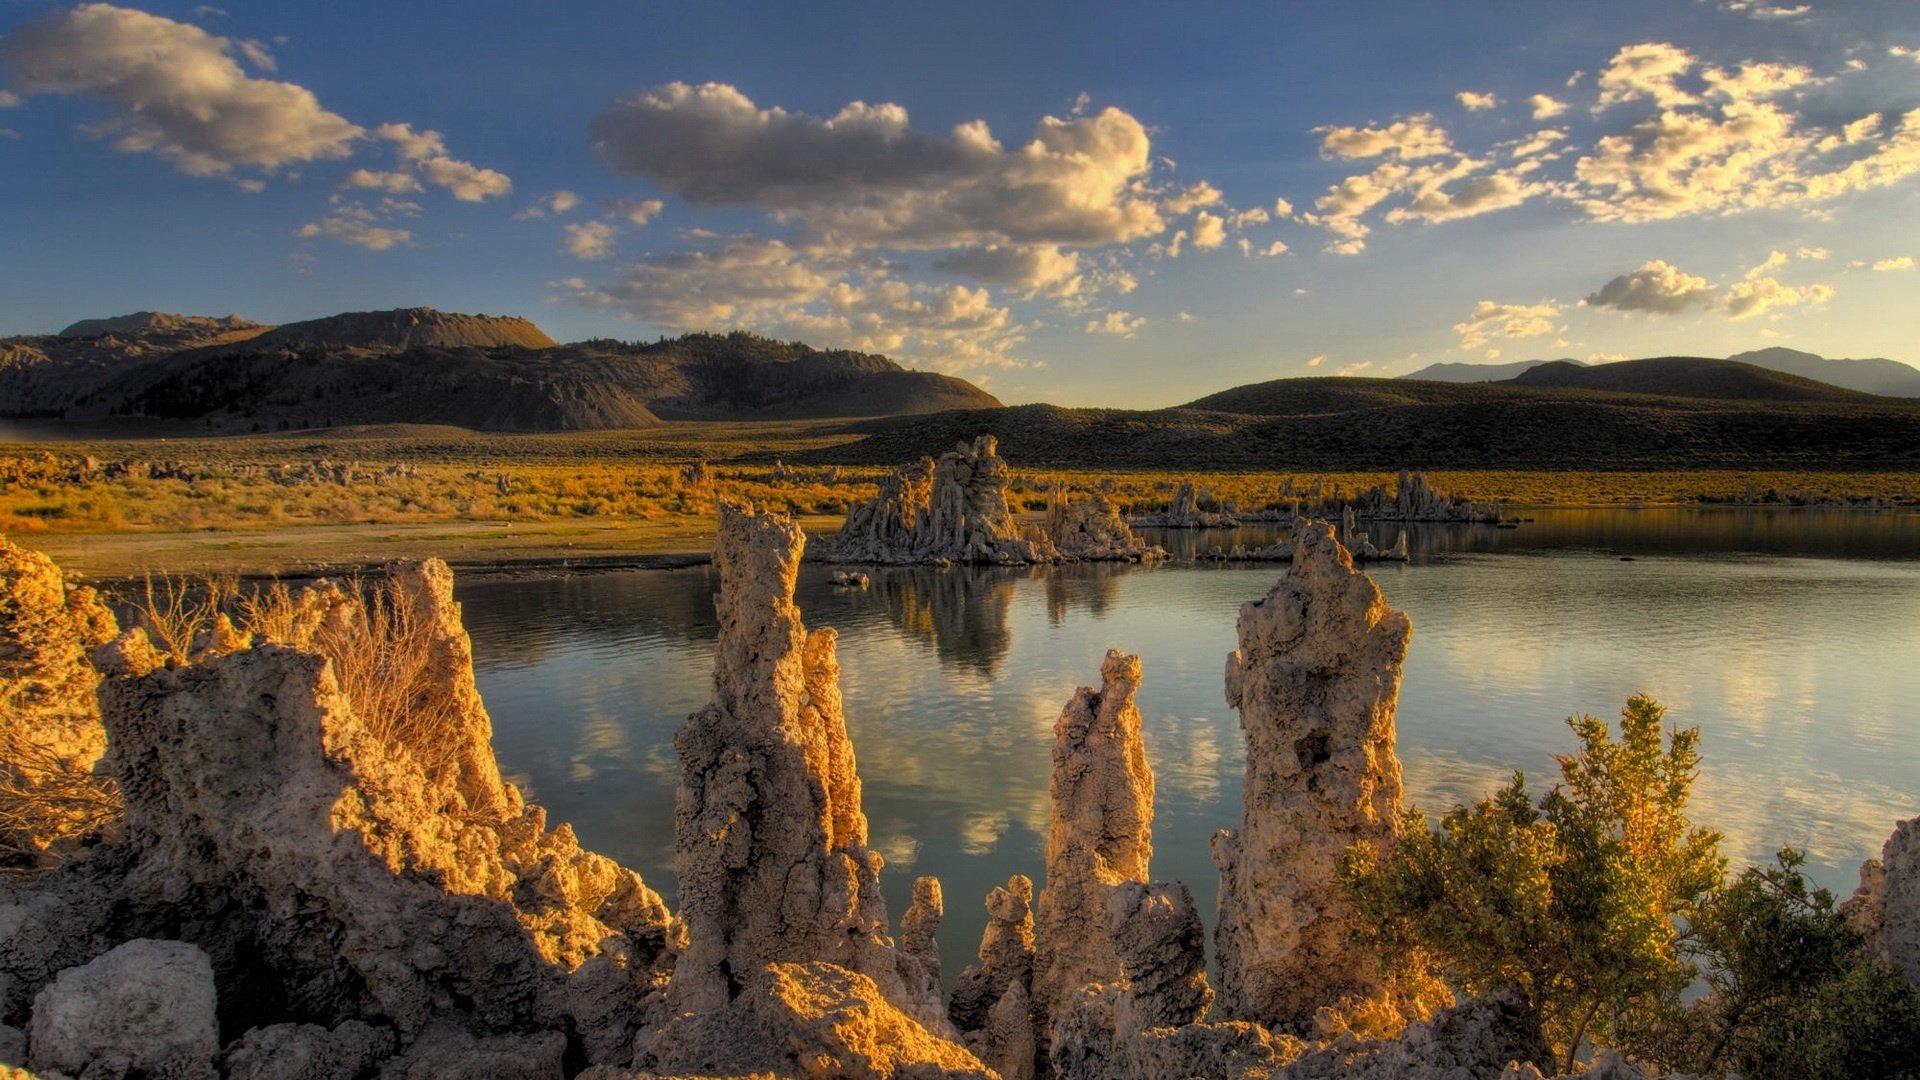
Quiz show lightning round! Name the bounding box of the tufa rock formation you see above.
[1043,489,1159,562]
[1131,480,1241,528]
[1849,814,1920,990]
[0,537,119,868]
[949,875,1041,1080]
[26,938,219,1079]
[814,436,1060,565]
[642,502,972,1074]
[2,557,678,1071]
[1212,518,1413,1033]
[1032,650,1155,1024]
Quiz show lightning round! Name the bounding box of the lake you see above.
[460,507,1920,986]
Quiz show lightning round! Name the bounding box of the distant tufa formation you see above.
[1133,472,1501,531]
[2,516,1917,1077]
[814,435,1159,565]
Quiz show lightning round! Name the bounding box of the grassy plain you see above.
[3,422,1916,577]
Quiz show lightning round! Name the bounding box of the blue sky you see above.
[3,1,1919,407]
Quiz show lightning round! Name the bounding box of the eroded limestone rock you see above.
[1042,490,1158,562]
[641,962,990,1080]
[1033,650,1154,1024]
[28,938,219,1079]
[71,561,674,1066]
[0,537,120,866]
[950,875,1040,1079]
[1276,990,1551,1079]
[815,437,1057,565]
[1849,814,1920,989]
[222,1020,395,1080]
[1213,518,1412,1032]
[651,503,946,1071]
[1130,480,1241,529]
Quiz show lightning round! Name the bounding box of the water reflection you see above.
[460,507,1920,987]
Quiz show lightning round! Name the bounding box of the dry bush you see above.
[127,573,463,773]
[0,689,120,875]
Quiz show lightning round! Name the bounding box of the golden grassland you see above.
[3,423,1916,576]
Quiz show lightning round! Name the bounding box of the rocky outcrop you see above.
[645,502,960,1071]
[1277,990,1551,1078]
[813,437,1058,565]
[1350,470,1500,523]
[1033,651,1154,1024]
[1213,519,1413,1032]
[1848,814,1920,989]
[0,559,679,1071]
[221,1020,396,1080]
[0,537,119,867]
[950,876,1040,1079]
[27,938,219,1079]
[1130,480,1240,528]
[250,307,558,352]
[1042,490,1159,561]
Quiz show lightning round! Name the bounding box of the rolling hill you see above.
[0,311,1000,430]
[1404,349,1920,397]
[1504,356,1871,402]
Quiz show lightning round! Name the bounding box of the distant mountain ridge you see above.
[1402,349,1920,397]
[1506,356,1870,402]
[0,309,1000,430]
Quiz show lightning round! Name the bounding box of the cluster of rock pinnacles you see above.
[1,500,1915,1077]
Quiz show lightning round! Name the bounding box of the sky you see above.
[2,1,1919,408]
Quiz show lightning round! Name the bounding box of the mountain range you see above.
[0,308,999,430]
[1402,348,1920,397]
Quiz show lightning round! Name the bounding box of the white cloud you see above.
[610,197,663,226]
[1273,196,1295,217]
[1316,113,1452,159]
[345,169,421,194]
[373,122,511,202]
[295,200,411,251]
[589,82,1167,249]
[1743,249,1792,280]
[1529,94,1568,120]
[1165,181,1223,214]
[1457,91,1499,112]
[1596,42,1699,109]
[1336,360,1375,376]
[1797,246,1829,260]
[563,220,618,260]
[563,235,1026,371]
[1510,129,1566,158]
[1584,259,1718,314]
[1454,299,1560,349]
[1873,255,1915,271]
[933,244,1083,297]
[549,190,580,214]
[1190,210,1226,249]
[1720,1,1812,19]
[0,90,19,109]
[0,3,361,177]
[1085,310,1146,337]
[1723,276,1834,318]
[1385,171,1545,224]
[1306,354,1325,367]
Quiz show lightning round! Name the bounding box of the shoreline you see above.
[9,500,1916,581]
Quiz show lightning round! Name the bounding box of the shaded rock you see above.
[1107,881,1211,1033]
[28,938,218,1079]
[0,848,129,1025]
[663,504,940,1035]
[223,1020,395,1080]
[1213,519,1412,1032]
[0,1025,21,1068]
[1042,490,1158,562]
[0,537,120,867]
[1033,650,1154,1024]
[1277,990,1551,1078]
[901,876,945,1001]
[1348,470,1501,524]
[80,561,673,1064]
[949,875,1039,1078]
[639,961,991,1080]
[376,1026,566,1080]
[814,437,1056,565]
[1130,480,1240,528]
[1849,814,1920,989]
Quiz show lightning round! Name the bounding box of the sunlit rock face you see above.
[34,560,679,1066]
[1033,650,1154,1025]
[650,502,956,1071]
[950,874,1040,1080]
[815,436,1058,565]
[0,537,119,866]
[1212,518,1412,1032]
[1849,814,1920,990]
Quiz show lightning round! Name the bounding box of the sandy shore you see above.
[11,515,844,581]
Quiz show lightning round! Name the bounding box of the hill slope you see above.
[1399,358,1577,382]
[1503,356,1870,402]
[1,313,999,431]
[809,374,1920,471]
[1726,347,1920,397]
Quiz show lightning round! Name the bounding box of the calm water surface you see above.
[460,507,1920,985]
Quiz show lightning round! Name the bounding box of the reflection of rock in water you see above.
[874,564,1028,676]
[457,567,721,666]
[1043,560,1125,625]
